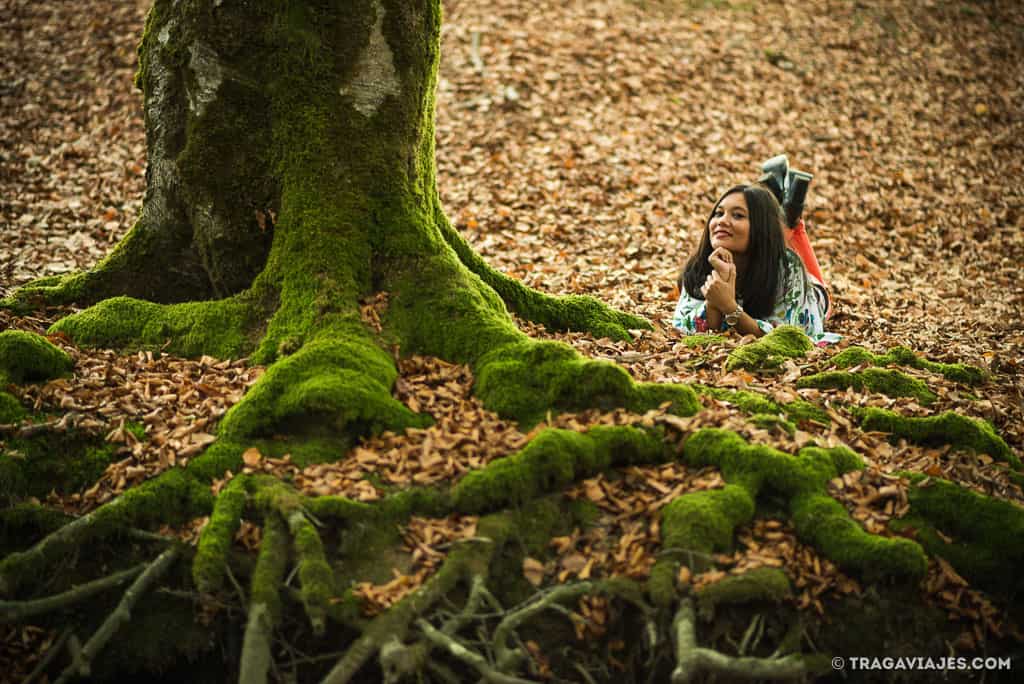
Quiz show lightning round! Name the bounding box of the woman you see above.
[672,184,840,345]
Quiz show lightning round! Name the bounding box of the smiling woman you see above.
[673,184,840,345]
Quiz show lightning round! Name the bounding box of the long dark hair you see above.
[680,184,797,319]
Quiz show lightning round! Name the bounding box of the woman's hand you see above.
[701,270,738,314]
[708,247,736,283]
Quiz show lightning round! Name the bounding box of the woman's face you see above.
[708,192,750,255]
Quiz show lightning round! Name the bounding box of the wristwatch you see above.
[724,305,744,328]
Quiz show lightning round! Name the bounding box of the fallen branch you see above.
[0,563,146,622]
[417,618,535,684]
[671,598,810,683]
[53,545,181,684]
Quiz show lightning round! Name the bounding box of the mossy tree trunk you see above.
[14,0,675,433]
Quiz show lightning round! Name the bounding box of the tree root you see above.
[671,598,813,683]
[493,582,595,672]
[194,474,251,593]
[416,617,536,684]
[0,469,211,596]
[0,563,146,623]
[53,545,181,684]
[241,513,289,684]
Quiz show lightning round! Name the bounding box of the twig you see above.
[470,30,484,74]
[671,598,810,683]
[0,563,146,622]
[417,619,536,684]
[54,545,180,684]
[23,627,71,684]
[0,413,79,438]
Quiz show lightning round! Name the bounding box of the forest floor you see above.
[1,0,1023,681]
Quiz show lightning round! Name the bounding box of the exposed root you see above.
[798,368,937,404]
[493,582,595,672]
[671,598,814,683]
[725,326,813,372]
[0,563,145,623]
[416,617,536,684]
[832,346,988,385]
[194,474,251,593]
[857,408,1019,469]
[0,470,211,596]
[241,513,289,684]
[53,545,181,684]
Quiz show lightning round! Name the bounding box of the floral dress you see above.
[672,250,842,345]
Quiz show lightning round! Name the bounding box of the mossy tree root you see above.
[892,474,1024,595]
[193,474,251,594]
[241,513,289,684]
[436,209,649,342]
[452,425,668,513]
[0,469,212,597]
[797,368,937,404]
[53,545,181,684]
[857,408,1019,469]
[671,598,820,683]
[676,429,927,582]
[253,477,333,635]
[694,567,792,621]
[0,330,73,384]
[0,563,146,623]
[832,346,988,385]
[725,326,813,372]
[49,294,266,360]
[694,385,830,426]
[649,485,757,609]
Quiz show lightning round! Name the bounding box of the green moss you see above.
[695,567,791,619]
[782,399,830,425]
[695,385,780,414]
[0,392,25,424]
[790,492,926,581]
[219,335,428,440]
[0,469,213,595]
[452,425,664,513]
[797,368,937,404]
[750,413,796,435]
[679,334,726,348]
[1,434,117,503]
[858,408,1019,468]
[289,510,333,634]
[251,512,289,623]
[725,325,812,371]
[186,440,246,482]
[892,474,1024,594]
[193,474,250,593]
[0,331,72,383]
[661,484,756,557]
[677,429,925,580]
[49,295,260,359]
[473,339,698,426]
[0,503,71,553]
[832,346,988,385]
